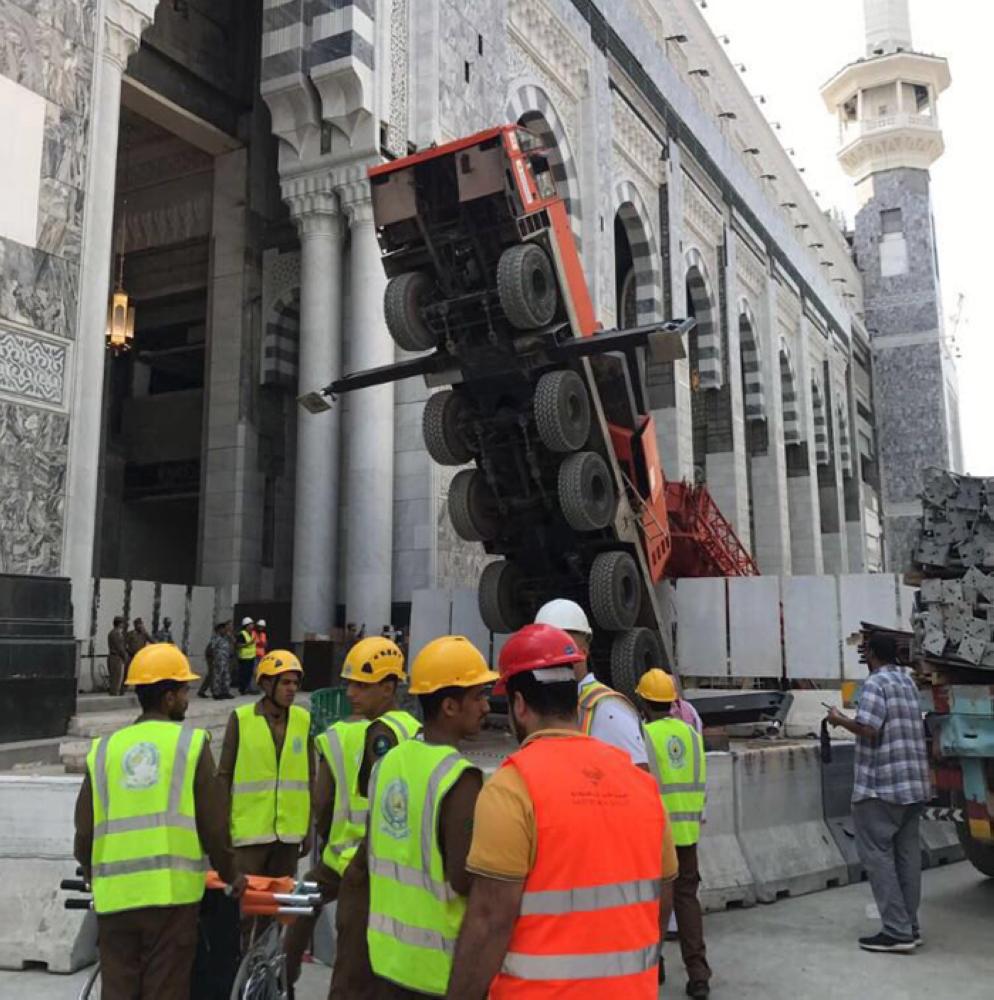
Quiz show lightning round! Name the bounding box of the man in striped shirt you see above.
[828,632,930,954]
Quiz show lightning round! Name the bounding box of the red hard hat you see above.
[496,623,585,693]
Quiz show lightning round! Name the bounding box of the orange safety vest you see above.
[490,734,664,999]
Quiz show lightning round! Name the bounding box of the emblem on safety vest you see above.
[666,735,686,770]
[292,736,303,755]
[381,777,410,839]
[121,742,160,790]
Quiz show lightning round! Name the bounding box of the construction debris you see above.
[911,469,994,672]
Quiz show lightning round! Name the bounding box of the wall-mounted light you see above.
[821,260,835,268]
[689,68,711,77]
[743,147,760,155]
[761,173,777,181]
[665,34,688,43]
[718,111,737,120]
[735,63,747,73]
[716,34,730,44]
[752,95,767,104]
[795,223,810,231]
[809,242,825,250]
[780,201,798,209]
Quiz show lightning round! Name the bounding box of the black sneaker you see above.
[858,932,915,953]
[687,981,710,998]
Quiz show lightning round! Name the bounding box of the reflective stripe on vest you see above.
[316,719,370,876]
[87,721,207,915]
[379,710,422,742]
[644,717,706,846]
[236,629,256,660]
[230,704,310,846]
[490,735,663,1000]
[577,680,634,735]
[367,741,474,995]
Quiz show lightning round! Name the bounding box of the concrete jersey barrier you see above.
[0,775,96,973]
[820,741,866,884]
[734,744,849,902]
[697,752,757,911]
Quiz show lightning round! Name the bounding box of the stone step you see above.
[0,737,64,773]
[75,693,138,714]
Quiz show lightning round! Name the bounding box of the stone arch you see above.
[811,373,830,465]
[613,181,663,327]
[261,287,300,390]
[506,82,583,251]
[779,342,801,444]
[738,298,765,422]
[685,248,720,389]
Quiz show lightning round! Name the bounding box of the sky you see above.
[696,0,991,473]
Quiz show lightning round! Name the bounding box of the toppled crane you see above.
[304,125,756,696]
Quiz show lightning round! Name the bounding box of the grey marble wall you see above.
[0,0,98,577]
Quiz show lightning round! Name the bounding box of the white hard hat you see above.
[241,616,254,626]
[534,599,592,638]
[257,619,267,627]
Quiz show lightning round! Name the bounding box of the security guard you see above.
[330,635,497,999]
[73,644,246,1000]
[447,624,676,998]
[216,649,312,878]
[284,636,421,990]
[637,668,711,999]
[235,616,257,694]
[534,598,649,767]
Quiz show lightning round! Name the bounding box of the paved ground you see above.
[2,862,989,998]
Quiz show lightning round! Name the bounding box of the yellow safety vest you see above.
[367,741,474,996]
[87,720,207,915]
[577,679,636,735]
[236,629,256,661]
[316,719,370,875]
[644,716,706,846]
[379,709,422,743]
[230,704,311,846]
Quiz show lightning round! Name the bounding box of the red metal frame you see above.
[664,482,759,578]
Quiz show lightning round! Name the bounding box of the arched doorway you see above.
[738,303,766,547]
[685,255,720,483]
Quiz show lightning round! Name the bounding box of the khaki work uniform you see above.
[328,748,482,1000]
[216,698,315,878]
[107,627,127,696]
[73,713,239,1000]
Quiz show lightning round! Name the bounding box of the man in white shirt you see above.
[534,599,649,769]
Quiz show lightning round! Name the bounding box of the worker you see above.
[446,623,676,999]
[636,669,711,999]
[284,635,421,991]
[235,616,257,694]
[255,618,269,660]
[216,649,312,880]
[329,635,498,999]
[73,644,246,1000]
[534,597,649,767]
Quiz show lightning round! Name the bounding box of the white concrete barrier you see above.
[0,776,96,972]
[734,744,849,902]
[697,752,756,911]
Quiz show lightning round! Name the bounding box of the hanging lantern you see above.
[106,264,135,354]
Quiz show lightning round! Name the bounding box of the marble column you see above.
[64,0,157,638]
[341,174,394,633]
[287,179,344,641]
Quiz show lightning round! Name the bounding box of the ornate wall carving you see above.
[0,326,67,406]
[612,93,664,188]
[0,400,69,576]
[508,0,588,102]
[682,177,723,251]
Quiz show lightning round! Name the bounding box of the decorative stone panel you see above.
[0,326,67,406]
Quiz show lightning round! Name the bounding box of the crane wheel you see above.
[589,551,641,630]
[497,244,558,329]
[384,272,437,352]
[534,370,591,453]
[423,390,474,466]
[958,824,994,877]
[478,560,527,633]
[558,451,616,532]
[448,469,499,542]
[610,628,664,701]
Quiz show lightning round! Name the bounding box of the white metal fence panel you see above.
[676,578,728,677]
[187,586,216,672]
[409,589,453,665]
[450,588,491,663]
[728,576,781,678]
[783,575,841,680]
[839,574,900,679]
[128,580,156,631]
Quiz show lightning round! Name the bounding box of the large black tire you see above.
[448,469,499,542]
[479,560,527,633]
[558,451,615,532]
[497,244,558,329]
[384,272,436,352]
[610,627,664,701]
[958,823,994,877]
[423,390,473,466]
[534,370,591,453]
[589,551,642,630]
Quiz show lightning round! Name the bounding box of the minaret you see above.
[821,0,962,572]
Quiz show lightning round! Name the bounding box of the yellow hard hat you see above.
[341,637,406,685]
[635,668,677,703]
[409,636,500,695]
[126,643,199,686]
[256,649,303,679]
